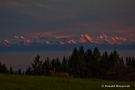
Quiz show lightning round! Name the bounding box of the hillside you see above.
[0,74,135,90]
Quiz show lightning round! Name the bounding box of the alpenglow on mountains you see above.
[0,34,135,51]
[1,34,135,45]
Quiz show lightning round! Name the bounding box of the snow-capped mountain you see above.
[0,34,135,46]
[80,34,97,43]
[95,34,135,45]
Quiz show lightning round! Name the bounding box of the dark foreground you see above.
[0,74,135,90]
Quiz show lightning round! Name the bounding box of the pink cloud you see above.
[0,0,49,8]
[111,26,135,39]
[0,0,27,7]
[24,31,73,38]
[33,3,48,8]
[26,32,55,38]
[73,17,135,39]
[75,17,120,29]
[46,0,76,2]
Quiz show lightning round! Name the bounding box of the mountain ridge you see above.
[0,34,135,46]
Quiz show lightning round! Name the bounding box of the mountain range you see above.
[1,34,135,45]
[0,34,135,51]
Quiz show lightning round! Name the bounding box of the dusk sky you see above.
[0,0,135,39]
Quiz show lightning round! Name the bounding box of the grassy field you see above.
[0,74,135,90]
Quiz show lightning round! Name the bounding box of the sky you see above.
[0,0,135,39]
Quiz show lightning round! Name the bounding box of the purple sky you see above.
[0,0,135,39]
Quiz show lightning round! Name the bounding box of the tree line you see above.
[0,62,25,75]
[0,46,135,81]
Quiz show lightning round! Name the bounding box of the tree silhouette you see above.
[31,55,43,75]
[91,47,100,78]
[99,51,109,79]
[9,66,14,74]
[126,56,135,68]
[51,58,56,72]
[42,57,51,76]
[15,70,17,74]
[85,49,93,78]
[131,57,135,67]
[18,69,22,75]
[0,64,8,73]
[55,57,62,73]
[25,66,32,75]
[107,60,135,81]
[62,56,69,73]
[77,46,86,78]
[0,62,2,73]
[68,47,78,77]
[21,46,135,81]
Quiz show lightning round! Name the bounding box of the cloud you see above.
[0,0,27,7]
[46,0,78,2]
[113,27,135,33]
[33,2,48,8]
[0,0,135,39]
[47,0,67,2]
[24,31,73,38]
[0,0,49,8]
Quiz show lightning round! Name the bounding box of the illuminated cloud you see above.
[0,0,49,8]
[0,0,27,7]
[0,0,135,39]
[25,31,73,38]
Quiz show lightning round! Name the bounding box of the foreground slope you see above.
[0,74,135,90]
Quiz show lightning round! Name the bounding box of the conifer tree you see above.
[120,57,124,63]
[42,57,51,76]
[62,56,69,73]
[51,58,56,72]
[109,51,119,69]
[128,56,132,66]
[18,69,22,75]
[91,47,100,78]
[68,47,78,77]
[31,55,43,75]
[126,56,129,65]
[1,64,8,73]
[77,46,86,78]
[55,57,61,72]
[85,49,93,78]
[99,51,109,79]
[9,65,14,74]
[107,60,135,81]
[0,62,2,73]
[25,66,32,75]
[15,70,18,74]
[131,57,135,67]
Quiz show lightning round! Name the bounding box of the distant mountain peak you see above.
[68,40,76,44]
[60,42,65,45]
[97,34,108,40]
[113,37,127,41]
[80,35,86,43]
[84,34,94,42]
[46,40,50,44]
[4,40,10,46]
[20,36,25,40]
[102,34,108,38]
[14,35,19,39]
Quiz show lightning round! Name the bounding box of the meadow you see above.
[0,74,135,90]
